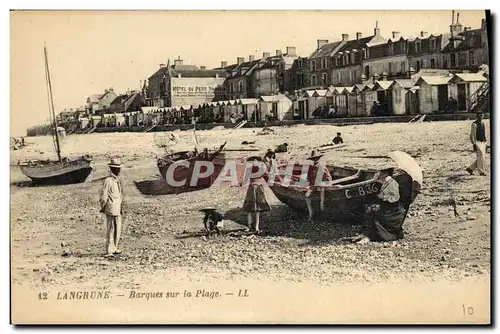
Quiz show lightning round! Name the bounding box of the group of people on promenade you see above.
[98,113,488,256]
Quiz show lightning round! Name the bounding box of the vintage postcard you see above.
[10,9,491,324]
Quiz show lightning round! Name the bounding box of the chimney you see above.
[317,39,329,50]
[286,46,296,56]
[174,56,183,66]
[159,63,166,68]
[220,61,228,68]
[373,73,379,82]
[356,32,362,40]
[249,55,255,62]
[392,31,400,39]
[420,31,428,38]
[200,66,206,70]
[276,49,282,56]
[342,34,349,41]
[263,52,270,58]
[109,87,114,92]
[374,21,380,36]
[237,57,245,65]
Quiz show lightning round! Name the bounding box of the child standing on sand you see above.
[242,156,270,234]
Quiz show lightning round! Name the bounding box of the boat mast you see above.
[44,45,62,162]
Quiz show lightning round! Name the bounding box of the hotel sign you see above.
[172,86,218,98]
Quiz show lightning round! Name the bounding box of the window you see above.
[401,42,406,53]
[238,81,243,92]
[311,75,317,86]
[401,61,406,73]
[322,58,327,69]
[270,83,274,92]
[415,41,421,53]
[321,73,327,84]
[388,42,394,55]
[450,53,457,68]
[364,65,370,78]
[337,72,341,83]
[229,82,234,93]
[298,59,303,68]
[416,61,421,71]
[430,38,436,51]
[334,57,338,66]
[388,62,393,74]
[469,51,476,66]
[349,70,352,82]
[430,58,436,68]
[345,55,349,65]
[312,60,316,71]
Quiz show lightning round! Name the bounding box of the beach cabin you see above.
[352,84,366,116]
[362,84,377,116]
[388,80,419,115]
[293,91,311,119]
[343,87,358,117]
[415,76,452,113]
[238,98,259,120]
[331,87,348,117]
[372,80,394,115]
[448,73,488,112]
[259,94,294,121]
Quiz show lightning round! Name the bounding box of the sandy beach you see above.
[10,120,491,294]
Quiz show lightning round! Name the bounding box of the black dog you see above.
[199,208,224,237]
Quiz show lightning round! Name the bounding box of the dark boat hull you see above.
[157,150,226,189]
[20,159,93,186]
[267,164,417,221]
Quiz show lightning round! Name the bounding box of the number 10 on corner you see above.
[238,289,249,297]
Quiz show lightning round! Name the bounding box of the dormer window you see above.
[415,41,421,53]
[322,58,327,69]
[334,57,339,67]
[430,38,437,51]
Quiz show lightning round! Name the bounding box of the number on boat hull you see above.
[345,183,380,199]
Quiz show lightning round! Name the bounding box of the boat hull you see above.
[20,159,93,186]
[267,164,418,221]
[157,151,226,189]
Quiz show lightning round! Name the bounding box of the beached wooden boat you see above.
[157,142,227,188]
[266,162,420,221]
[19,46,94,186]
[20,156,93,186]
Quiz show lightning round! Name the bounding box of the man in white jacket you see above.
[100,158,124,257]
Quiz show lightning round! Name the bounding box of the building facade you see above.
[146,58,227,107]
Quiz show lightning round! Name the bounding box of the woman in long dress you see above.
[242,156,271,234]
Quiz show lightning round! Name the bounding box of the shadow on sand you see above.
[222,205,359,246]
[134,179,212,196]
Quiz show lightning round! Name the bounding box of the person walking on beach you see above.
[305,151,333,221]
[99,158,124,257]
[242,156,270,234]
[467,112,487,176]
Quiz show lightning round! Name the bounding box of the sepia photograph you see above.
[10,9,491,324]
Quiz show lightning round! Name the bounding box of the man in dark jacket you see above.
[467,112,487,176]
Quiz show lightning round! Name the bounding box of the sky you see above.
[10,10,486,136]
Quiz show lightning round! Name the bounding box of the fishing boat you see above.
[19,46,93,186]
[157,142,227,188]
[266,152,422,221]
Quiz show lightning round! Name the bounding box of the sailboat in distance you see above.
[19,45,93,186]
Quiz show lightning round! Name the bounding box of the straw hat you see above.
[108,157,122,168]
[246,156,263,162]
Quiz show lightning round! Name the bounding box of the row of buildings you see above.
[54,12,489,131]
[140,13,488,111]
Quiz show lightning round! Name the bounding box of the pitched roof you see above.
[441,28,482,53]
[373,80,394,90]
[238,98,259,105]
[451,73,488,83]
[170,69,228,78]
[391,79,417,89]
[416,76,451,85]
[309,41,344,59]
[259,94,291,102]
[88,94,102,103]
[313,89,328,97]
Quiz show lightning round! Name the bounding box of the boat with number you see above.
[19,46,94,186]
[266,154,421,221]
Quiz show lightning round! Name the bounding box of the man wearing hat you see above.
[99,157,124,257]
[466,112,487,176]
[305,151,332,221]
